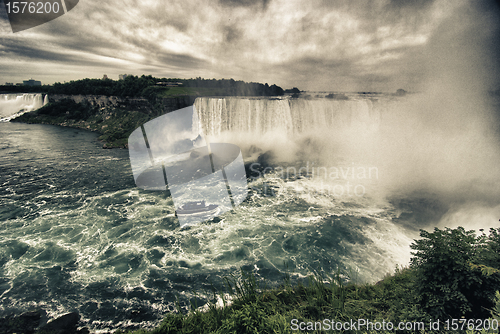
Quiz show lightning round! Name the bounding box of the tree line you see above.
[0,75,284,97]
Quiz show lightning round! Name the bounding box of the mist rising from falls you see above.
[0,93,47,122]
[194,94,500,230]
[195,97,384,165]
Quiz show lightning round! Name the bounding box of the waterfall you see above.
[32,93,43,110]
[44,94,49,106]
[0,93,46,121]
[194,97,381,137]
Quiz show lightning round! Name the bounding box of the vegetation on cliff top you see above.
[1,75,285,98]
[114,226,500,334]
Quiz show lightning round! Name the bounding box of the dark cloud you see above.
[0,38,83,63]
[472,0,500,87]
[414,0,500,91]
[386,0,435,10]
[35,21,123,55]
[338,0,436,37]
[0,3,13,33]
[156,52,209,70]
[473,0,500,13]
[223,24,241,43]
[218,0,270,10]
[141,4,191,32]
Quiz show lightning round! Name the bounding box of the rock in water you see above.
[395,88,407,96]
[38,312,82,334]
[0,310,46,334]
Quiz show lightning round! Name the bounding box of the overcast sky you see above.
[0,0,499,92]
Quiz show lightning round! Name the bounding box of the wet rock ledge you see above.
[0,310,89,334]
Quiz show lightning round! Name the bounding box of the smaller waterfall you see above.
[0,93,46,122]
[32,93,43,110]
[44,94,49,106]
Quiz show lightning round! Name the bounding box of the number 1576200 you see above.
[5,2,61,14]
[444,319,499,332]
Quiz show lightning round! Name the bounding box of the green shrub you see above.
[410,227,500,320]
[37,99,94,120]
[141,86,169,101]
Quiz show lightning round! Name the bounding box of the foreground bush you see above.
[411,227,500,320]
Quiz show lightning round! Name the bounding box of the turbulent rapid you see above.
[1,92,499,331]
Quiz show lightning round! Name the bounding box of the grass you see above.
[114,266,500,334]
[114,267,438,334]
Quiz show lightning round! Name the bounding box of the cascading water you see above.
[0,93,47,122]
[195,97,381,137]
[194,96,388,170]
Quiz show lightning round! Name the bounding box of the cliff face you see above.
[49,94,126,107]
[49,94,197,112]
[160,96,198,110]
[12,95,199,148]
